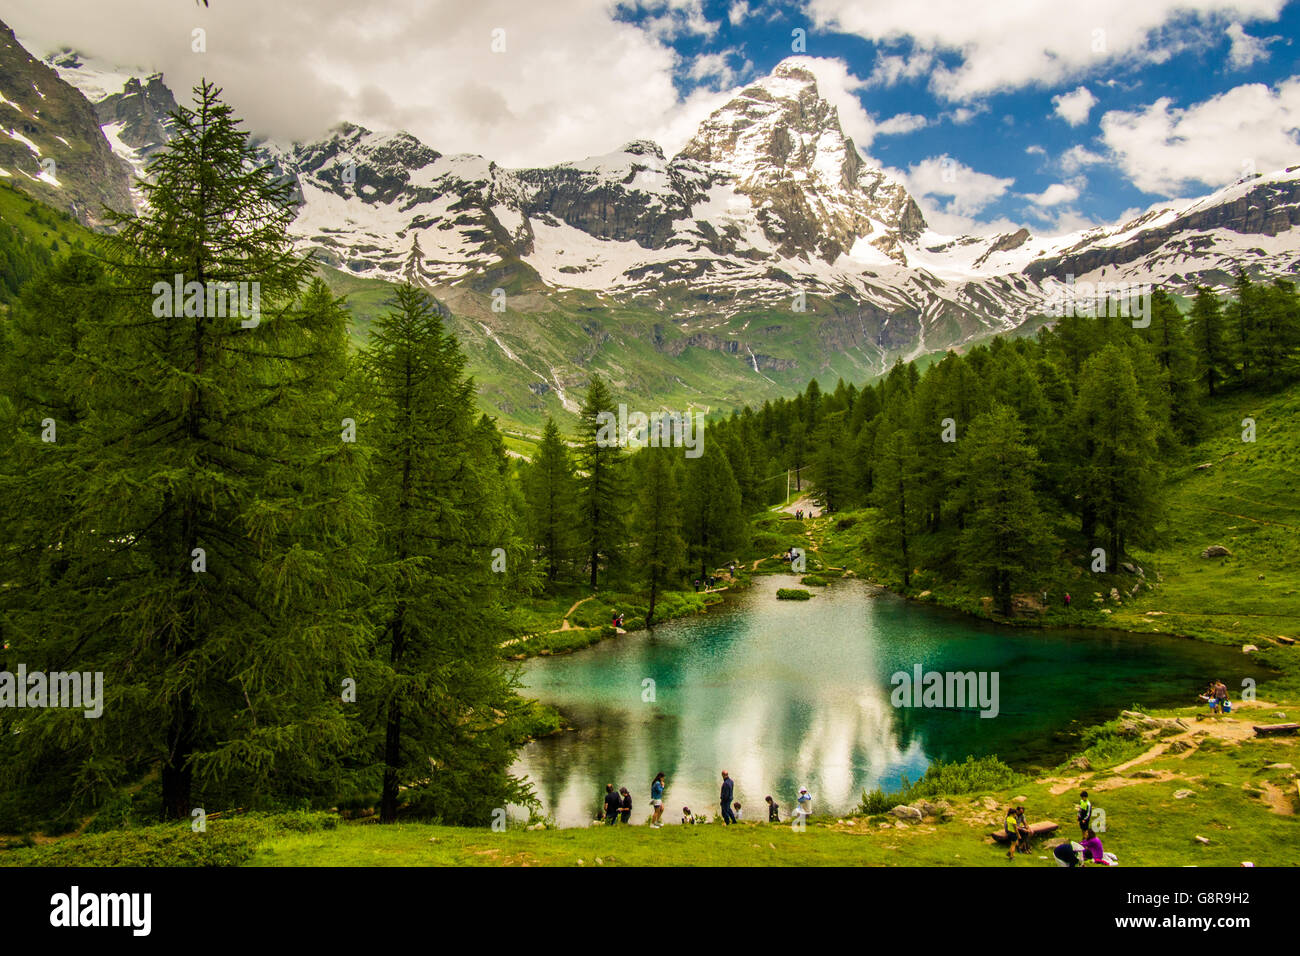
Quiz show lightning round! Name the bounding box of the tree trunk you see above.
[161,701,195,820]
[380,702,402,823]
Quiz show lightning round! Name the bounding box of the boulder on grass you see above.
[1201,545,1231,558]
[890,805,923,822]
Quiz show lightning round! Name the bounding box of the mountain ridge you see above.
[4,26,1298,428]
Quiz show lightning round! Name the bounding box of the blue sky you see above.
[617,0,1300,233]
[10,0,1300,236]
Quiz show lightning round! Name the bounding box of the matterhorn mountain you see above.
[6,23,1299,425]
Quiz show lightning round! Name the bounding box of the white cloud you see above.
[688,52,742,88]
[944,104,988,125]
[6,0,726,167]
[1060,144,1107,174]
[1225,22,1271,69]
[866,51,934,87]
[1099,77,1300,194]
[1026,144,1047,156]
[874,112,929,136]
[900,154,1014,217]
[806,0,1288,100]
[1023,182,1081,206]
[1025,206,1104,235]
[727,1,750,26]
[1052,86,1098,126]
[635,0,721,40]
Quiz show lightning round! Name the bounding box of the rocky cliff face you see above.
[1025,172,1300,283]
[0,22,133,226]
[679,61,925,264]
[94,73,178,165]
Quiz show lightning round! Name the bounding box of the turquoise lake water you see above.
[511,576,1270,827]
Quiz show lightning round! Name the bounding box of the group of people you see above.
[598,770,813,828]
[1005,790,1117,866]
[692,563,740,593]
[1051,790,1117,867]
[1200,679,1231,714]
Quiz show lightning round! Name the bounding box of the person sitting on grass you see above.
[1080,829,1115,865]
[732,801,742,821]
[681,806,696,825]
[1053,840,1086,867]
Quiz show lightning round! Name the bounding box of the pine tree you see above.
[1189,286,1227,397]
[633,447,685,625]
[359,283,530,824]
[1143,288,1201,442]
[1073,346,1161,566]
[1257,280,1300,384]
[522,418,578,588]
[1229,270,1261,387]
[811,411,855,512]
[955,406,1056,616]
[871,408,921,587]
[682,444,747,581]
[575,375,628,590]
[3,83,372,821]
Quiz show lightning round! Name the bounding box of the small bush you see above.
[776,588,812,600]
[0,812,337,867]
[857,756,1023,814]
[800,575,829,587]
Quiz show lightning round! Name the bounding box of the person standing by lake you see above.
[795,787,813,823]
[720,771,736,825]
[766,795,780,822]
[650,772,666,828]
[618,787,632,824]
[602,783,620,825]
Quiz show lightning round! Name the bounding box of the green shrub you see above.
[800,575,829,587]
[776,588,812,600]
[0,812,338,867]
[857,756,1023,814]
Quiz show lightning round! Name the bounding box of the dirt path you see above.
[1260,782,1295,815]
[1046,704,1285,796]
[562,596,593,620]
[777,494,823,518]
[499,595,598,647]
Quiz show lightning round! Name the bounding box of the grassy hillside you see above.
[1110,387,1300,692]
[0,180,97,302]
[316,265,919,434]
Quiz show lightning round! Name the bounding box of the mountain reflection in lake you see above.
[510,577,1270,827]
